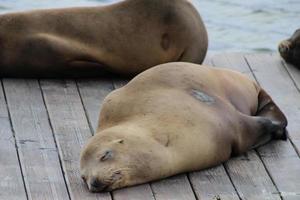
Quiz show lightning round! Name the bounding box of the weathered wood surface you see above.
[3,79,70,200]
[245,54,300,200]
[0,80,27,200]
[40,80,111,200]
[212,53,300,200]
[1,53,300,200]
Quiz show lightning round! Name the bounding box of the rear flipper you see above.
[232,89,288,155]
[248,88,288,150]
[256,88,288,140]
[251,118,287,149]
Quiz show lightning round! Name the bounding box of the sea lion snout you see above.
[82,170,123,192]
[279,29,300,67]
[80,129,173,192]
[278,40,292,54]
[88,177,110,192]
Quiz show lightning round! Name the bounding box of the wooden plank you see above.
[40,79,111,200]
[211,54,281,200]
[76,79,114,133]
[283,61,300,91]
[3,79,70,200]
[77,78,155,200]
[244,53,300,200]
[113,185,155,200]
[0,80,27,200]
[187,55,240,200]
[189,166,240,200]
[151,175,196,200]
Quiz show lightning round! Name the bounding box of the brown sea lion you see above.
[0,0,208,78]
[80,62,287,192]
[279,29,300,68]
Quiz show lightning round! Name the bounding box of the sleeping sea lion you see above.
[80,62,287,192]
[0,0,208,77]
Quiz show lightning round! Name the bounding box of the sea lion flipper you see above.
[232,115,285,155]
[256,88,288,140]
[250,117,287,149]
[246,87,288,149]
[232,88,288,154]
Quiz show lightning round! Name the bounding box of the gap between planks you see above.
[212,53,300,200]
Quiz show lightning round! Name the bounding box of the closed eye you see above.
[100,150,114,161]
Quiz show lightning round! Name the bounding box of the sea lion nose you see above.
[89,177,107,192]
[279,41,291,54]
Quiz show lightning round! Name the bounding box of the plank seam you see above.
[255,149,283,200]
[223,164,243,200]
[244,55,300,158]
[242,55,288,200]
[1,79,29,200]
[280,60,300,157]
[281,60,300,93]
[38,79,72,200]
[75,79,114,200]
[148,183,158,200]
[186,174,200,200]
[75,81,95,134]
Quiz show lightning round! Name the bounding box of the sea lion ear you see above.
[114,139,124,144]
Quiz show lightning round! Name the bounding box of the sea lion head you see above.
[278,29,300,67]
[80,131,168,192]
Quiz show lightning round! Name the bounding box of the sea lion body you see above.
[279,29,300,68]
[80,63,287,192]
[0,0,208,77]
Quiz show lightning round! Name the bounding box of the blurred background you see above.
[0,0,298,52]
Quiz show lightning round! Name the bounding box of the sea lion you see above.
[80,62,287,192]
[0,0,208,78]
[279,29,300,68]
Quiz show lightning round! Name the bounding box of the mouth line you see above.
[88,180,114,193]
[90,184,111,193]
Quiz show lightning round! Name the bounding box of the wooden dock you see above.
[1,53,300,200]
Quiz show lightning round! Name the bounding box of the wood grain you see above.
[3,79,70,200]
[40,79,111,200]
[189,166,240,200]
[245,53,300,200]
[0,80,27,200]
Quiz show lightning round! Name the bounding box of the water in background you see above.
[0,0,298,52]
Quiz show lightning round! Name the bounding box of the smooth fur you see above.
[80,63,287,192]
[0,0,208,77]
